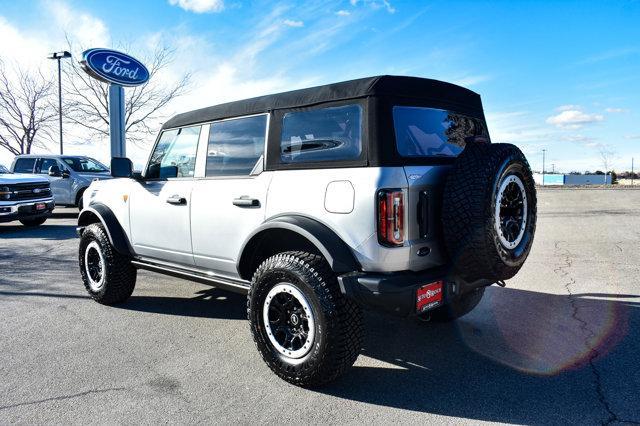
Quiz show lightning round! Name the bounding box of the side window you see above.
[38,158,58,174]
[206,114,267,177]
[14,158,35,173]
[280,104,362,164]
[146,126,201,179]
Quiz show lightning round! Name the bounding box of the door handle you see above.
[166,195,187,205]
[233,197,260,208]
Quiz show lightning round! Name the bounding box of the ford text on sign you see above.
[81,48,150,87]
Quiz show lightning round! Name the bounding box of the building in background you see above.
[533,173,612,186]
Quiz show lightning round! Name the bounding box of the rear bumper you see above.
[0,198,55,223]
[338,267,493,317]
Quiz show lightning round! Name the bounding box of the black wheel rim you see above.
[263,283,315,359]
[495,174,527,249]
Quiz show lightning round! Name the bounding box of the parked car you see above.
[11,155,111,209]
[76,76,537,386]
[1,163,54,226]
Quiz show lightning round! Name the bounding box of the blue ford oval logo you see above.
[81,48,150,87]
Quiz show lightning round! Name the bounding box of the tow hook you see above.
[495,280,506,287]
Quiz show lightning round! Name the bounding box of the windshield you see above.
[62,157,109,173]
[393,106,490,157]
[0,165,9,174]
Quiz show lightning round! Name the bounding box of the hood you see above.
[76,172,113,181]
[0,173,50,185]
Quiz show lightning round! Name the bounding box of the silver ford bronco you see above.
[76,76,537,386]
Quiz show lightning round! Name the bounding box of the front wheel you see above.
[79,223,137,304]
[248,251,363,387]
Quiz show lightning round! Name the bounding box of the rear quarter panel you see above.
[266,167,413,272]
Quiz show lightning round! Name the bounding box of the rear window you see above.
[280,104,362,163]
[393,106,489,157]
[13,158,35,173]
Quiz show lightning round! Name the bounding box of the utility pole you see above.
[552,163,555,174]
[542,149,546,186]
[632,157,635,186]
[47,51,72,155]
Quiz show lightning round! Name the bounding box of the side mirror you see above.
[111,157,133,178]
[48,165,62,177]
[159,165,179,179]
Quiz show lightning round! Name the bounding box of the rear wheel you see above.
[79,223,136,304]
[19,217,47,227]
[248,251,363,387]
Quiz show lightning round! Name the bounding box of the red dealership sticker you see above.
[416,281,443,313]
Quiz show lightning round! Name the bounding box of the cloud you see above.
[451,74,491,87]
[336,10,351,16]
[556,104,581,112]
[167,0,224,13]
[283,19,304,28]
[605,107,628,113]
[46,0,110,46]
[546,108,604,129]
[350,0,396,14]
[624,135,640,140]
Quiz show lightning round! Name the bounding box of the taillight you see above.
[377,189,404,247]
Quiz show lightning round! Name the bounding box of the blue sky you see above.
[0,0,638,171]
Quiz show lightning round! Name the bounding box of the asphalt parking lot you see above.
[1,188,639,424]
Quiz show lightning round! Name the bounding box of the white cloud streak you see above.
[167,0,224,13]
[546,109,604,129]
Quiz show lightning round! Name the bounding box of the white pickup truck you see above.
[0,164,55,226]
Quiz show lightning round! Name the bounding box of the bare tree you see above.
[0,61,56,155]
[62,43,191,145]
[598,146,616,184]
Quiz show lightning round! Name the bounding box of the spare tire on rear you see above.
[442,143,537,282]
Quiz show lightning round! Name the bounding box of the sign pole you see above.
[108,84,126,158]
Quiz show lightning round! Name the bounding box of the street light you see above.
[47,51,72,155]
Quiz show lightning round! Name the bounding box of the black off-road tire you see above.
[429,288,485,322]
[248,251,364,387]
[442,143,537,282]
[19,217,47,227]
[79,223,136,304]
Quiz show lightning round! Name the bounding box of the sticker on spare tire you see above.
[416,281,443,313]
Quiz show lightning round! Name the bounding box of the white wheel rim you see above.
[494,174,528,250]
[263,283,315,360]
[84,241,106,291]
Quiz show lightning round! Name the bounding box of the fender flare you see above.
[237,215,361,280]
[77,203,133,257]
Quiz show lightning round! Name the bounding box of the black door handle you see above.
[166,195,187,205]
[233,197,260,207]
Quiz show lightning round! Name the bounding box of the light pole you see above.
[47,51,72,155]
[542,149,546,185]
[632,157,635,186]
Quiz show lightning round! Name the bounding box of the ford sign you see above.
[81,48,150,87]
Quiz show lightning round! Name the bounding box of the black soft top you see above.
[162,75,482,129]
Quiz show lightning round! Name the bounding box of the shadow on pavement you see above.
[51,209,79,219]
[0,224,77,240]
[115,287,246,320]
[318,287,640,424]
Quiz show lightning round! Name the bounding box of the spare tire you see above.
[442,143,537,282]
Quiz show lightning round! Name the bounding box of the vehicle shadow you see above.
[318,287,640,424]
[115,287,247,320]
[0,224,77,240]
[51,208,79,219]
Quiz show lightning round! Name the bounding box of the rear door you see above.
[128,125,203,266]
[190,114,270,277]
